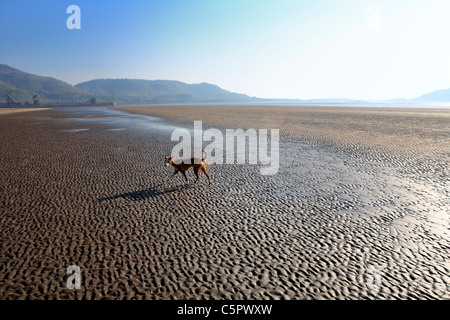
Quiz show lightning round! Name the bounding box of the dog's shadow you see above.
[98,183,191,202]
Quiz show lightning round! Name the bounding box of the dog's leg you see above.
[194,167,200,183]
[182,171,189,182]
[201,165,211,185]
[171,170,179,179]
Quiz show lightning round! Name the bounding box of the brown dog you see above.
[164,149,211,184]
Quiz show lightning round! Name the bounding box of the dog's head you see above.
[164,156,173,167]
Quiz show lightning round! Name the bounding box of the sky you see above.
[1,0,450,100]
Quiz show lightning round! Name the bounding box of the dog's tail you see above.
[202,149,208,161]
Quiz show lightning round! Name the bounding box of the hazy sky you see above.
[1,0,449,100]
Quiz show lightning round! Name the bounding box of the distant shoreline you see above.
[0,107,50,115]
[112,101,450,109]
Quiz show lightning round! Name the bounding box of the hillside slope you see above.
[75,79,257,104]
[0,64,92,104]
[413,88,450,102]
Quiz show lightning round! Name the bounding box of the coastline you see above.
[0,108,50,115]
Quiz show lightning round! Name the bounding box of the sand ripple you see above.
[0,107,448,299]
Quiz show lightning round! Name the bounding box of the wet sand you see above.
[0,108,50,115]
[0,106,449,299]
[116,105,450,158]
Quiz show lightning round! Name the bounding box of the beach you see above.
[0,108,50,115]
[0,105,449,299]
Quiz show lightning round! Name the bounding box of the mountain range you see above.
[0,64,449,105]
[0,64,256,105]
[0,64,92,104]
[75,79,256,104]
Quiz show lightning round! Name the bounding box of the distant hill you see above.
[75,79,258,104]
[1,64,449,106]
[0,64,93,104]
[413,88,450,102]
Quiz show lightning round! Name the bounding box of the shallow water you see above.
[62,107,180,133]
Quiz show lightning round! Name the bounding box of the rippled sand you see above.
[0,106,449,299]
[116,105,450,157]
